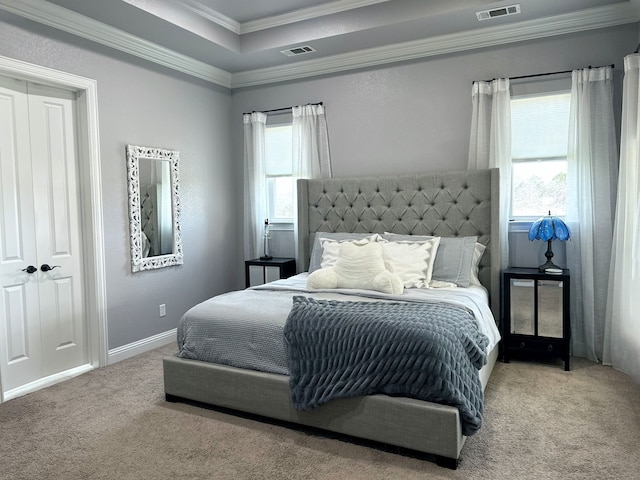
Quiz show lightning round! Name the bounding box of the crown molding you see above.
[231,2,640,89]
[174,0,390,35]
[239,0,390,34]
[0,0,232,88]
[179,0,241,34]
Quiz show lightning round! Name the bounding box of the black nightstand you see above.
[502,267,571,371]
[245,257,296,288]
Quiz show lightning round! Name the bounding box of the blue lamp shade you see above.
[528,211,571,272]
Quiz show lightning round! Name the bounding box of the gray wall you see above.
[231,24,638,275]
[0,11,236,349]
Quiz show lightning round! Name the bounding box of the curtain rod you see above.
[243,102,323,116]
[475,63,614,84]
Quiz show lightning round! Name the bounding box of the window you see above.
[265,123,294,223]
[511,92,571,219]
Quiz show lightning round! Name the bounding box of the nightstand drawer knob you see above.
[519,341,526,349]
[547,344,554,352]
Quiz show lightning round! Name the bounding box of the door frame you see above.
[0,55,107,402]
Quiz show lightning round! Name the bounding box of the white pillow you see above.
[308,232,379,272]
[307,241,403,295]
[382,233,477,287]
[469,243,487,286]
[319,235,380,269]
[379,237,441,288]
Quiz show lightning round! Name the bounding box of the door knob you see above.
[22,265,37,274]
[40,264,61,272]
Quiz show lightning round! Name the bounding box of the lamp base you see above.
[538,260,562,272]
[538,239,561,272]
[259,255,272,260]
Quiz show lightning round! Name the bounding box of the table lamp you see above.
[528,211,571,272]
[260,218,272,260]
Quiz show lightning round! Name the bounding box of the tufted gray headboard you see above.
[296,168,501,320]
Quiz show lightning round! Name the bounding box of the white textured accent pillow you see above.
[382,233,477,287]
[307,241,403,295]
[309,232,379,272]
[379,237,441,288]
[319,235,380,269]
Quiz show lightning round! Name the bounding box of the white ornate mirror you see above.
[126,145,183,272]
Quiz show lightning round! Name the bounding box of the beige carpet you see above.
[1,345,639,480]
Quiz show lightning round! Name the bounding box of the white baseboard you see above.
[2,363,95,402]
[0,330,176,402]
[108,328,176,365]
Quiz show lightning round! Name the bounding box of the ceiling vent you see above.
[476,4,521,21]
[280,45,316,57]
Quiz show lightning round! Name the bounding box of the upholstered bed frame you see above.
[163,168,501,469]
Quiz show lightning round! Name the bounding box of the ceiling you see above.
[1,0,638,88]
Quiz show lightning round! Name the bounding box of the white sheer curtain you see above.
[566,66,618,361]
[468,78,511,271]
[292,104,332,269]
[292,104,332,179]
[604,54,640,382]
[243,112,267,260]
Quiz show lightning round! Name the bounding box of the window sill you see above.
[509,220,533,233]
[268,222,294,232]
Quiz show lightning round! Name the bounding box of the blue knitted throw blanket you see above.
[284,296,489,436]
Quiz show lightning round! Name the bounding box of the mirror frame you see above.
[126,144,183,272]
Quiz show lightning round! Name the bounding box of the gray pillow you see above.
[382,233,477,287]
[308,232,376,273]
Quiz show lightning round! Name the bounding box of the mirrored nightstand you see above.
[502,267,571,371]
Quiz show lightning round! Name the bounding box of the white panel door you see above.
[0,79,87,392]
[28,84,87,378]
[0,78,43,391]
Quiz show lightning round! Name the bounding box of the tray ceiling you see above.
[1,0,637,88]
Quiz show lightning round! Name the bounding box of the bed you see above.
[163,168,501,469]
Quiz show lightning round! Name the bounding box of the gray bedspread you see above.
[284,296,489,436]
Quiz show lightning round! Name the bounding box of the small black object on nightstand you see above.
[245,257,296,288]
[502,267,571,371]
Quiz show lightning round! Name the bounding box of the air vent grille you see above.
[476,4,521,21]
[281,45,316,57]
